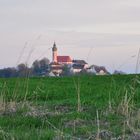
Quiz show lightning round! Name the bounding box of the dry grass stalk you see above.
[135,48,140,74]
[73,77,82,113]
[96,110,101,140]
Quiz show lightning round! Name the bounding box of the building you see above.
[71,60,89,73]
[50,42,90,75]
[52,42,72,64]
[87,65,109,75]
[50,42,72,75]
[50,62,63,75]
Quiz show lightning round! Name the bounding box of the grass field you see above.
[0,74,140,140]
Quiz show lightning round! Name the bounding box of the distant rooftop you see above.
[73,60,87,65]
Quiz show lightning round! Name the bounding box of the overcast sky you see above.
[0,0,140,73]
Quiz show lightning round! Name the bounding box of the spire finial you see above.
[53,41,56,47]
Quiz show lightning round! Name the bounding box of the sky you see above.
[0,0,140,73]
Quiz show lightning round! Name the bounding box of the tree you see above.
[17,63,29,77]
[39,58,50,73]
[0,57,50,77]
[32,60,40,75]
[17,63,27,71]
[0,68,17,78]
[32,58,50,76]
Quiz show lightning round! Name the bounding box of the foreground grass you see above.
[0,74,140,139]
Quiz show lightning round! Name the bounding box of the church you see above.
[50,42,88,75]
[52,42,72,64]
[50,42,72,75]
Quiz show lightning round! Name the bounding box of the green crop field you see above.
[0,74,140,140]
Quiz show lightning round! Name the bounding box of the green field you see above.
[0,74,140,140]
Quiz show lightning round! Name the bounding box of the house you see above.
[70,64,85,73]
[87,65,109,75]
[71,60,89,73]
[73,60,88,68]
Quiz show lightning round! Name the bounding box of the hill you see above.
[0,74,140,139]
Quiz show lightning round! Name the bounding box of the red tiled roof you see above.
[57,56,72,63]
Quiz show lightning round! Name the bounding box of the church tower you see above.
[52,42,57,63]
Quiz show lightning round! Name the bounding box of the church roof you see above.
[57,56,72,63]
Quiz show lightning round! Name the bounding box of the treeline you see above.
[0,58,50,78]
